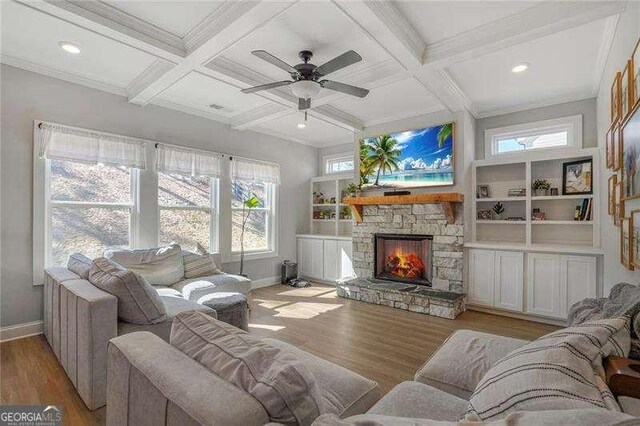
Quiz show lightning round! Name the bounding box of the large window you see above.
[485,115,582,159]
[231,179,275,253]
[324,153,354,175]
[158,173,217,251]
[48,160,134,265]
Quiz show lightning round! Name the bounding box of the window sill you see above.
[226,250,278,263]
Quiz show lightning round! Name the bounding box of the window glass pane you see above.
[231,180,268,208]
[51,206,129,265]
[158,173,210,207]
[496,131,568,154]
[159,209,210,251]
[50,160,130,203]
[328,159,354,173]
[232,210,267,252]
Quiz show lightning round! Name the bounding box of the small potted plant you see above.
[532,179,551,197]
[345,183,359,197]
[340,205,351,219]
[492,202,505,220]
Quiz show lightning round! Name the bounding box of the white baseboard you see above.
[251,276,280,289]
[0,320,44,342]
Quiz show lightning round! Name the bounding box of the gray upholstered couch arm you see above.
[59,279,117,410]
[107,332,269,426]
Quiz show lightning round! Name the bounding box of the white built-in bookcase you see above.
[309,174,357,237]
[470,148,600,253]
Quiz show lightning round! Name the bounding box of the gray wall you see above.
[475,98,598,160]
[0,64,317,327]
[595,1,640,293]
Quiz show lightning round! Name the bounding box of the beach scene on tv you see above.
[359,123,453,189]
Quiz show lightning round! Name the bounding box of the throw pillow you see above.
[182,242,221,279]
[89,257,167,325]
[67,253,92,279]
[466,317,631,421]
[170,310,323,425]
[104,244,184,286]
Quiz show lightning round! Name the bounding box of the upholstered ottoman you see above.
[200,292,249,331]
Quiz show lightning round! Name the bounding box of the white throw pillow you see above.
[105,244,184,286]
[182,242,221,279]
[466,317,630,421]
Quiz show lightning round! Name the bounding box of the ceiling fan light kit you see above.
[241,49,369,111]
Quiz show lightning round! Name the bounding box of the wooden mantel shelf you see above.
[342,193,464,224]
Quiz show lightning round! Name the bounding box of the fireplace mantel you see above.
[343,193,464,224]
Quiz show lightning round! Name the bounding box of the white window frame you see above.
[229,180,278,261]
[157,173,220,253]
[323,152,355,175]
[484,115,583,160]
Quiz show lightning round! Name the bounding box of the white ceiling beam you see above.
[230,104,291,130]
[415,70,476,116]
[421,0,627,69]
[127,1,296,105]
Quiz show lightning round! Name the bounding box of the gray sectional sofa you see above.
[42,249,251,410]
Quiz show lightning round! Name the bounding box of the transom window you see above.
[48,160,134,265]
[231,179,275,253]
[158,173,218,252]
[324,154,354,175]
[485,115,582,159]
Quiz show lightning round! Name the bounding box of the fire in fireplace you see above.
[374,234,433,286]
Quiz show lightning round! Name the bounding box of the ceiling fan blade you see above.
[320,80,369,98]
[314,50,362,77]
[298,98,311,111]
[241,81,291,94]
[251,50,298,74]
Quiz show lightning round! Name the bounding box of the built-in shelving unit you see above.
[310,173,357,237]
[471,148,599,250]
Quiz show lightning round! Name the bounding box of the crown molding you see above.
[1,54,126,96]
[150,98,231,124]
[423,0,627,69]
[592,14,620,96]
[126,59,175,98]
[475,93,595,119]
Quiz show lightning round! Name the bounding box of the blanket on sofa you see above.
[567,282,640,359]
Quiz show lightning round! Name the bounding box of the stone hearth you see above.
[336,278,465,319]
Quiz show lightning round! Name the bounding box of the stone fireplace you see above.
[374,233,433,286]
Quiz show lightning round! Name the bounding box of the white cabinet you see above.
[526,253,597,319]
[468,249,523,311]
[297,236,353,282]
[494,251,524,311]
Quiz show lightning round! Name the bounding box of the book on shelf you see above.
[574,198,592,221]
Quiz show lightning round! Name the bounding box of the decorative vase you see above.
[494,213,504,220]
[534,189,547,197]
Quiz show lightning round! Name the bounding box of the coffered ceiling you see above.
[0,0,626,147]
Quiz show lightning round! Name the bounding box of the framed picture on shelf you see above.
[621,217,634,270]
[562,158,593,195]
[614,180,624,227]
[477,185,490,198]
[611,71,622,124]
[622,100,640,200]
[608,174,618,215]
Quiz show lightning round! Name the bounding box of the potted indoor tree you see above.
[238,194,260,277]
[492,202,505,220]
[532,179,551,197]
[345,183,359,197]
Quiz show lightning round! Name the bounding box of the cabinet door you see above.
[494,251,524,312]
[560,255,597,318]
[323,239,339,281]
[297,238,324,280]
[526,253,562,318]
[468,249,495,306]
[337,240,354,279]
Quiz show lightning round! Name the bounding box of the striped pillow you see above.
[466,317,631,421]
[182,243,221,279]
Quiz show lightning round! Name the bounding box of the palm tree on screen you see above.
[367,135,401,186]
[437,123,453,148]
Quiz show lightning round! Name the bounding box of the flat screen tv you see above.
[359,122,454,190]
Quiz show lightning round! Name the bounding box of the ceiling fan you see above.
[240,50,369,110]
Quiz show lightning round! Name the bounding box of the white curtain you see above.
[231,157,281,185]
[38,122,146,169]
[156,144,222,178]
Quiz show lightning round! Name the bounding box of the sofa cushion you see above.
[118,295,215,341]
[170,311,323,425]
[105,244,184,286]
[414,330,529,400]
[367,381,467,421]
[89,257,167,325]
[466,317,630,421]
[67,253,92,279]
[172,274,251,302]
[263,338,380,418]
[182,243,222,279]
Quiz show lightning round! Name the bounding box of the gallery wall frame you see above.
[621,216,633,270]
[621,100,640,201]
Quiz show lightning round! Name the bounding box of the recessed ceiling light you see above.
[511,62,529,73]
[58,41,81,55]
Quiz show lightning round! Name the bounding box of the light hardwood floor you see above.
[0,284,558,425]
